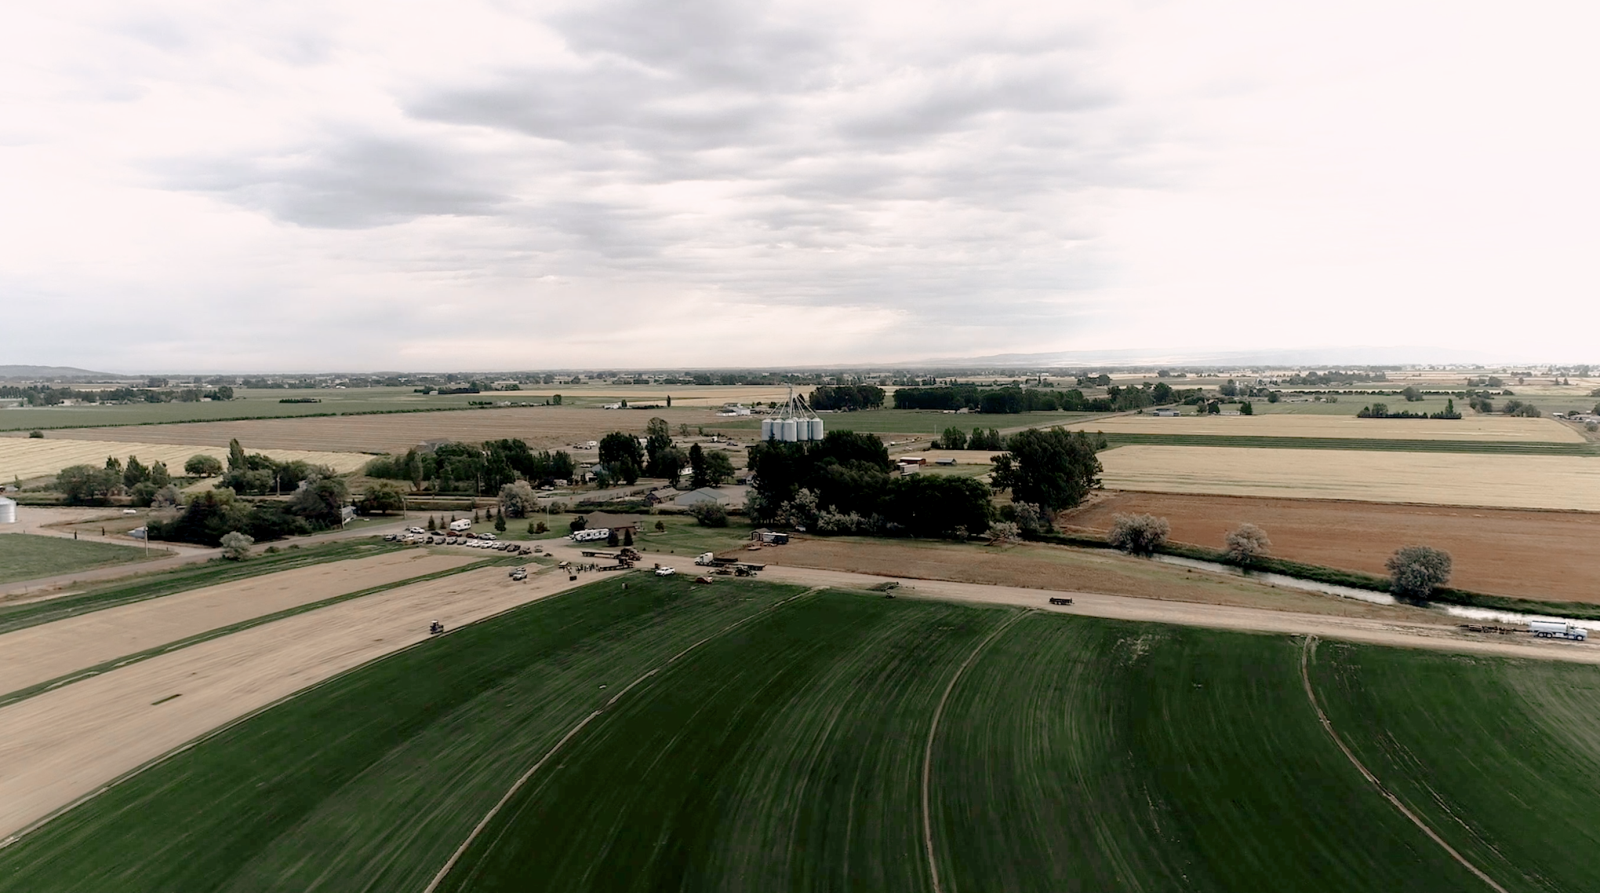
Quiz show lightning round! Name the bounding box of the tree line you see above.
[364,440,577,494]
[807,385,886,411]
[0,384,233,405]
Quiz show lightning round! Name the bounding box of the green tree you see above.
[123,455,150,488]
[427,515,437,532]
[623,528,634,546]
[499,480,538,518]
[688,443,709,488]
[494,511,507,532]
[599,432,645,471]
[990,428,1105,515]
[361,481,406,515]
[1108,513,1169,556]
[227,438,247,472]
[606,528,620,547]
[1239,401,1253,416]
[290,476,348,528]
[689,501,729,527]
[185,454,223,477]
[57,464,119,504]
[148,461,171,488]
[702,450,735,487]
[28,429,43,438]
[1386,545,1452,601]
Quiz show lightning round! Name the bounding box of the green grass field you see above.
[0,539,400,634]
[3,579,1598,892]
[0,533,156,584]
[0,387,506,431]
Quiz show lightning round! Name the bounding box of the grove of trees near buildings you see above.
[364,440,575,494]
[989,428,1106,516]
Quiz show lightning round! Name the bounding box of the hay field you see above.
[1068,413,1583,442]
[0,438,368,481]
[1098,444,1600,511]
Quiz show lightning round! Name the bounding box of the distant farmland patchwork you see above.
[3,577,1596,892]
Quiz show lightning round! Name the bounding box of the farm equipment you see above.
[1048,597,1074,606]
[429,621,445,635]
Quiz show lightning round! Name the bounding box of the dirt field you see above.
[1064,413,1583,442]
[0,564,586,840]
[759,565,1600,665]
[0,550,476,697]
[739,537,1439,620]
[0,438,368,481]
[1098,445,1600,511]
[0,406,745,454]
[1059,492,1600,603]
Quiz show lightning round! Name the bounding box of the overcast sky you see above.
[3,0,1597,372]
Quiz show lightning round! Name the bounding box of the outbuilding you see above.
[0,496,15,525]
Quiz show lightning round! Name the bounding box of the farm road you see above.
[0,564,585,843]
[0,549,475,699]
[758,566,1600,666]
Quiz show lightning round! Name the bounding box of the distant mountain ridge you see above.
[0,365,112,379]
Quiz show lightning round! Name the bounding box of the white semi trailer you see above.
[1530,620,1589,641]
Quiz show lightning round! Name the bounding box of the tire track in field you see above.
[422,586,825,893]
[1300,637,1509,893]
[922,609,1029,893]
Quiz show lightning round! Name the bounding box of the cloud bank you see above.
[1,0,1597,370]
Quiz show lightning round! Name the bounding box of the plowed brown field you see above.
[1060,491,1600,603]
[1,406,737,454]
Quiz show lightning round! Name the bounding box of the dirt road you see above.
[759,566,1600,666]
[0,565,585,842]
[0,550,476,698]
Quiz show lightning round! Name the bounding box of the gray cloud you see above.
[164,134,509,228]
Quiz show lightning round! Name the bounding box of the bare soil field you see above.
[1066,413,1583,442]
[0,438,368,481]
[1061,492,1600,603]
[741,537,1438,620]
[1,406,744,454]
[0,564,584,840]
[1098,445,1600,511]
[0,550,475,697]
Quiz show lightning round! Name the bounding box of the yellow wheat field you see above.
[1068,413,1584,443]
[0,438,369,482]
[1098,445,1600,512]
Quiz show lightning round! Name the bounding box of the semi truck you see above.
[1530,620,1589,641]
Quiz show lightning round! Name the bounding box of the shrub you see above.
[1224,523,1271,564]
[536,520,548,534]
[1386,545,1452,600]
[28,429,43,438]
[1107,513,1170,556]
[816,509,873,535]
[689,501,729,527]
[655,520,666,532]
[220,531,254,561]
[128,481,159,507]
[987,521,1021,543]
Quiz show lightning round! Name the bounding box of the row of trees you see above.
[593,419,735,488]
[1356,399,1462,419]
[933,427,1006,450]
[808,385,886,411]
[148,477,350,546]
[365,440,577,494]
[58,454,177,506]
[1104,515,1453,599]
[0,384,234,406]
